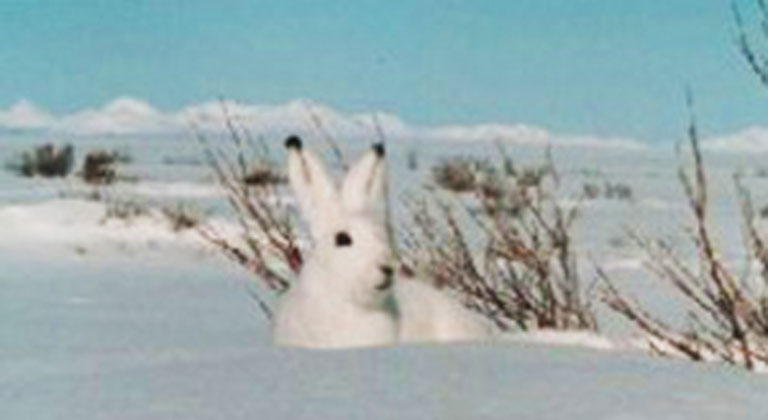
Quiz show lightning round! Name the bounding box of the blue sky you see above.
[0,0,766,142]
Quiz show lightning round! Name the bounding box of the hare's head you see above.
[285,136,395,308]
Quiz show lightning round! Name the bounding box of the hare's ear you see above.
[341,143,387,214]
[285,136,340,236]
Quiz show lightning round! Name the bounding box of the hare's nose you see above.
[376,265,395,291]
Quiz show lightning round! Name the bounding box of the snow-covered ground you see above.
[3,127,768,419]
[3,243,767,420]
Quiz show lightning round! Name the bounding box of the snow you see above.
[3,249,767,420]
[10,96,768,154]
[703,126,768,153]
[3,120,768,418]
[0,98,651,149]
[0,199,204,256]
[56,97,173,135]
[111,181,224,199]
[0,99,54,129]
[502,329,617,351]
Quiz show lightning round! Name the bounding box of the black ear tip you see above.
[285,135,303,150]
[372,142,385,157]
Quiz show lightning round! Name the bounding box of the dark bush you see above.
[582,183,601,200]
[432,157,496,193]
[6,143,74,178]
[82,150,123,184]
[163,203,201,232]
[581,181,633,201]
[604,182,633,201]
[243,162,285,186]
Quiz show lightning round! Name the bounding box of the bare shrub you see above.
[582,183,601,200]
[5,143,74,178]
[759,204,768,219]
[604,182,633,201]
[596,3,768,370]
[82,149,133,184]
[407,147,419,171]
[193,115,301,319]
[582,182,634,201]
[600,97,768,371]
[162,203,202,232]
[242,160,285,186]
[82,150,116,184]
[516,166,548,188]
[401,145,597,332]
[198,110,596,331]
[734,0,768,88]
[431,157,496,193]
[193,102,369,319]
[101,196,150,224]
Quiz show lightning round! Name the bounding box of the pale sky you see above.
[0,0,766,143]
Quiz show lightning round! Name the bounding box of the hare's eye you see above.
[335,231,353,247]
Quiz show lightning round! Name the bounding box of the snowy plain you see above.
[2,100,768,419]
[3,237,766,420]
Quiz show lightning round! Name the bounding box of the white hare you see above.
[272,136,491,348]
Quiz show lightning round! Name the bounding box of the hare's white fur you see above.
[395,279,490,343]
[273,138,491,348]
